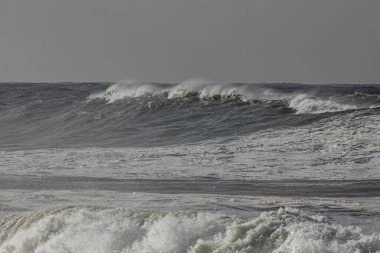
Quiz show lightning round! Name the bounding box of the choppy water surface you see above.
[0,80,379,252]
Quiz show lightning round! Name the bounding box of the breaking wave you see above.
[1,81,380,150]
[289,94,358,114]
[89,79,380,114]
[0,207,379,253]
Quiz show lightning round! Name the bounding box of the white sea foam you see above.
[0,207,378,253]
[289,94,358,114]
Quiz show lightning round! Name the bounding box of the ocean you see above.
[0,80,379,252]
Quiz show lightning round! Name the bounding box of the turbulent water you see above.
[0,80,380,252]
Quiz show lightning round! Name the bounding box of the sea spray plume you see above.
[166,78,213,99]
[88,80,164,103]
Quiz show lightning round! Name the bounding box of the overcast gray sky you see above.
[0,0,379,83]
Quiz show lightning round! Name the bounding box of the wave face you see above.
[1,207,379,253]
[1,81,380,150]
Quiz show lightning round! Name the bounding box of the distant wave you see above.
[1,207,379,253]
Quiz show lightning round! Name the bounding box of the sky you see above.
[0,0,379,83]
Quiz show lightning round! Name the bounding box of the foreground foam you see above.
[1,207,379,253]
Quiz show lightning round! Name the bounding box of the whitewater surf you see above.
[0,80,380,252]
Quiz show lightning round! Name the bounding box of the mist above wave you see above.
[1,207,379,253]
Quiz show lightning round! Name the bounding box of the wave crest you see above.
[289,94,358,114]
[88,80,164,103]
[88,80,380,114]
[89,79,251,103]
